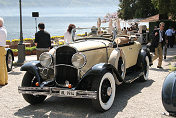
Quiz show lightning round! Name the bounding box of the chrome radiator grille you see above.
[55,46,78,86]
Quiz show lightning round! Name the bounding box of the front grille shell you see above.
[54,46,78,87]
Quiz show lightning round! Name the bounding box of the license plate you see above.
[60,90,77,96]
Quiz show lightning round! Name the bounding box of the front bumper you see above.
[18,87,97,99]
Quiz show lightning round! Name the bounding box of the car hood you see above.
[69,40,110,52]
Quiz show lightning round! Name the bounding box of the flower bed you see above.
[11,46,36,56]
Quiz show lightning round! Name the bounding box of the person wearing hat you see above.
[0,17,8,86]
[88,26,98,37]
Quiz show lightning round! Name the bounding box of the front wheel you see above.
[139,56,150,81]
[21,72,47,105]
[91,72,116,112]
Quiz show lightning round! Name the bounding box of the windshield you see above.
[71,27,117,42]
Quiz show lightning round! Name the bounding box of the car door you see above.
[119,42,141,69]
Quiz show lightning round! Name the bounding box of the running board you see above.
[124,71,144,83]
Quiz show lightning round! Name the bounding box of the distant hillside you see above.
[0,0,119,7]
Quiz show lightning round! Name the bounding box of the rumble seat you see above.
[115,37,130,45]
[115,36,138,47]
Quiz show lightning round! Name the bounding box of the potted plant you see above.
[12,49,18,56]
[31,46,36,55]
[25,47,32,55]
[11,39,20,45]
[24,38,34,44]
[6,40,11,46]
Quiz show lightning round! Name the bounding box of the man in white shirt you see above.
[0,17,8,86]
[0,18,7,47]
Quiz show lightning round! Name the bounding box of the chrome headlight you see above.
[72,53,86,69]
[39,52,52,67]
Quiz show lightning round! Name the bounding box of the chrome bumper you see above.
[18,87,97,99]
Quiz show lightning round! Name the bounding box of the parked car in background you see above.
[5,48,14,72]
[18,27,152,111]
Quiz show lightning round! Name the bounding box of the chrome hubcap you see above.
[107,87,112,96]
[8,54,12,67]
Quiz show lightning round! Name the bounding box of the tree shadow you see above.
[14,80,154,118]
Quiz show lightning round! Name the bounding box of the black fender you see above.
[20,61,42,84]
[137,48,151,67]
[5,48,14,61]
[76,63,122,90]
[162,71,176,114]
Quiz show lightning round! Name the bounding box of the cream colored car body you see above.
[69,40,115,77]
[119,41,141,68]
[50,38,140,82]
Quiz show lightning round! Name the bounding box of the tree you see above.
[118,0,176,20]
[118,0,158,20]
[135,0,158,18]
[152,0,176,20]
[151,0,159,10]
[158,0,170,19]
[170,0,176,20]
[118,0,137,20]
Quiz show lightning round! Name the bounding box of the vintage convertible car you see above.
[5,48,14,72]
[18,28,152,111]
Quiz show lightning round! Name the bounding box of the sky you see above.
[0,0,119,8]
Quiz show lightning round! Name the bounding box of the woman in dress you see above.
[64,24,76,44]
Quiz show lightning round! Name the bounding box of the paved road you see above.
[1,47,176,118]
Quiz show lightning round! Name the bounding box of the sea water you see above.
[0,7,117,41]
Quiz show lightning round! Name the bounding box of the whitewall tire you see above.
[91,72,116,111]
[140,56,149,81]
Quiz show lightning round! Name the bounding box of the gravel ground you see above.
[0,47,176,118]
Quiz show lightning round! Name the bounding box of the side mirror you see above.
[109,42,117,48]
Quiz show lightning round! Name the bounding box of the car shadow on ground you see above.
[149,68,170,72]
[14,80,154,118]
[8,71,22,75]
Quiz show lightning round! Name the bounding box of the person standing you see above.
[172,27,175,48]
[165,26,174,48]
[0,17,8,86]
[64,24,76,44]
[152,22,166,68]
[35,23,51,60]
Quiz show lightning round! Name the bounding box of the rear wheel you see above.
[139,56,149,81]
[118,57,126,79]
[91,71,116,112]
[22,72,46,105]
